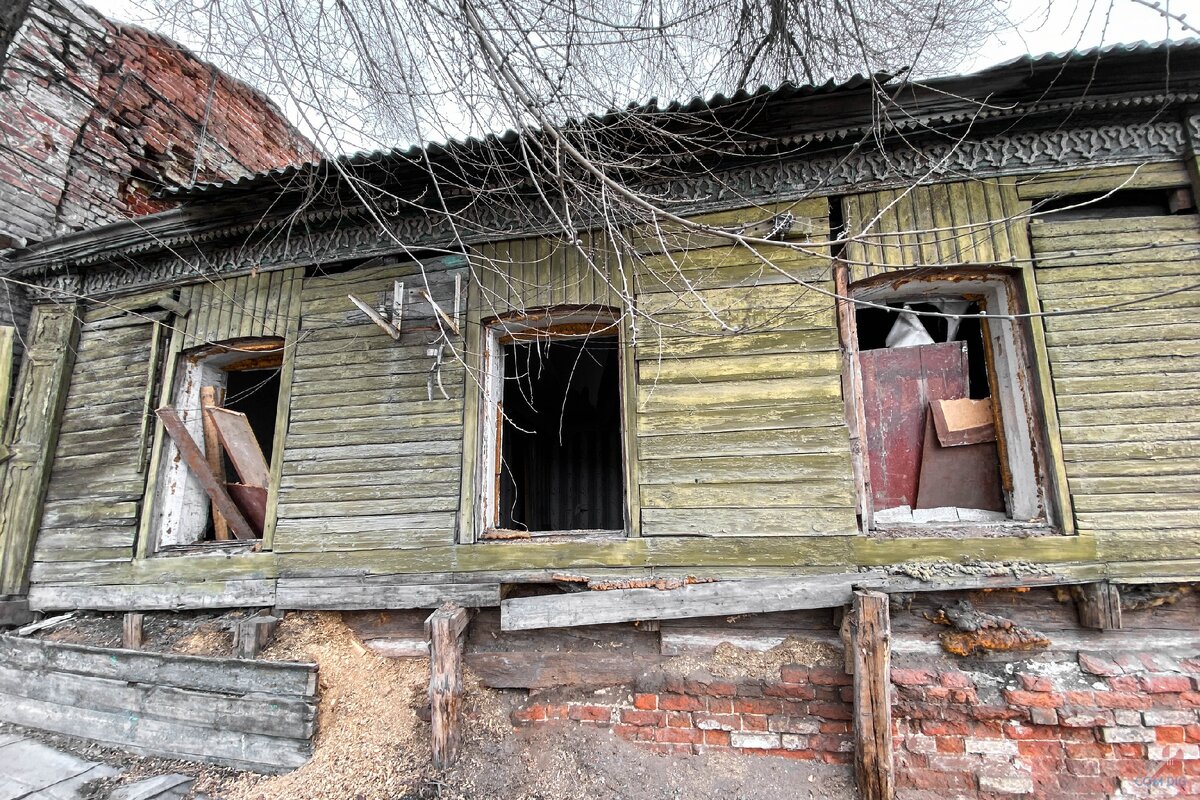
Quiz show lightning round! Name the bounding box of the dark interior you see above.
[1032,188,1195,220]
[498,336,624,531]
[856,301,990,399]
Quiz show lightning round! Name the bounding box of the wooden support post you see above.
[0,599,34,628]
[235,614,279,658]
[852,590,893,800]
[1075,582,1122,630]
[426,603,470,769]
[122,612,145,649]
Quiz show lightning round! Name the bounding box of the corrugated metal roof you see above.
[168,72,888,197]
[172,39,1198,199]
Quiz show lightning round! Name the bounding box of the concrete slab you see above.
[0,735,117,800]
[110,774,194,800]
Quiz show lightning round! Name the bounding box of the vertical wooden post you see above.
[1075,582,1122,630]
[0,303,79,596]
[122,613,145,649]
[852,590,893,800]
[426,603,470,769]
[235,613,279,658]
[200,386,230,541]
[0,326,14,438]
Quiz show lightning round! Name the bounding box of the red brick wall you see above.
[513,665,855,762]
[893,654,1200,799]
[510,650,1200,798]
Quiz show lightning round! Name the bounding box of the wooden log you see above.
[156,408,257,540]
[205,407,270,488]
[200,387,231,541]
[122,613,145,649]
[426,604,469,769]
[235,615,279,658]
[1075,582,1123,630]
[852,590,893,800]
[499,574,873,631]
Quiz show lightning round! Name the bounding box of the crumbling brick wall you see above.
[0,0,314,247]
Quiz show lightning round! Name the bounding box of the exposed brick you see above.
[620,709,665,727]
[767,715,819,735]
[939,671,973,689]
[1079,653,1124,677]
[633,693,658,710]
[808,667,851,686]
[893,668,938,686]
[659,694,704,712]
[1004,689,1065,708]
[1145,710,1198,726]
[1017,674,1056,692]
[694,713,740,731]
[1101,727,1157,744]
[702,729,730,746]
[656,727,702,745]
[1149,744,1200,760]
[665,712,692,728]
[730,731,781,750]
[1028,707,1058,726]
[1141,675,1194,694]
[732,697,781,715]
[965,737,1019,756]
[978,775,1034,794]
[1157,726,1187,744]
[568,705,612,723]
[779,665,808,684]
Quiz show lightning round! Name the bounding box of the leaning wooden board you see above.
[0,634,318,773]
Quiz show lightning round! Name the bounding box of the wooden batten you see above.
[121,612,144,649]
[852,590,893,800]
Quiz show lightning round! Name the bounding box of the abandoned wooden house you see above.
[2,39,1200,798]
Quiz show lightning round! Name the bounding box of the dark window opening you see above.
[498,336,624,532]
[222,368,281,473]
[1033,188,1195,221]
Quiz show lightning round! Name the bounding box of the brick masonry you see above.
[511,652,1200,798]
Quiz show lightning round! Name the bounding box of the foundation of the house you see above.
[348,584,1200,799]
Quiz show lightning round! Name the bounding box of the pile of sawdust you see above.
[667,636,841,680]
[202,612,430,800]
[171,623,233,656]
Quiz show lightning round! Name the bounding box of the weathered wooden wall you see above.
[632,201,857,536]
[13,159,1200,610]
[0,634,317,772]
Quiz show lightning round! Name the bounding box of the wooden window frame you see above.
[475,307,632,539]
[838,269,1058,534]
[146,337,286,554]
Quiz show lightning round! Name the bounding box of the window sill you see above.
[480,528,625,542]
[867,521,1058,539]
[156,540,262,557]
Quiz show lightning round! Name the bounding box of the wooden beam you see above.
[852,590,893,800]
[205,407,270,488]
[499,574,871,631]
[0,326,14,438]
[0,304,79,595]
[1075,582,1122,630]
[122,613,145,649]
[200,387,230,541]
[426,604,469,769]
[155,408,257,540]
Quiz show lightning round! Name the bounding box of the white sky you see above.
[80,0,1193,142]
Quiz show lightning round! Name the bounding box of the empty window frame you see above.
[479,310,626,535]
[153,338,284,548]
[844,273,1052,530]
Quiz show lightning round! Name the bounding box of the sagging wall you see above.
[13,160,1200,608]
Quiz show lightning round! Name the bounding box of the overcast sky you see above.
[80,0,1191,142]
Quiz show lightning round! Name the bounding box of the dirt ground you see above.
[19,611,858,800]
[32,609,243,654]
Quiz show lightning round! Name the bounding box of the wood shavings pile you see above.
[203,611,430,800]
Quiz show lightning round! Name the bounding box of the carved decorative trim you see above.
[27,118,1190,300]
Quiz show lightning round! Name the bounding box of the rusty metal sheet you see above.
[858,341,969,510]
[915,414,1005,512]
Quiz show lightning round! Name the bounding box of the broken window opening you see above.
[154,338,284,549]
[847,275,1049,530]
[480,310,626,536]
[1033,188,1196,221]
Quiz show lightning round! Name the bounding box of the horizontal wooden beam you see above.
[500,574,877,631]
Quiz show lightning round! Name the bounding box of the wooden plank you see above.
[852,590,892,800]
[500,574,874,630]
[0,634,314,695]
[205,407,270,488]
[200,387,230,540]
[0,304,80,595]
[427,604,468,769]
[0,326,13,437]
[156,408,256,540]
[275,580,499,609]
[121,613,144,649]
[28,580,277,612]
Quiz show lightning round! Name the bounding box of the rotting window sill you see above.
[867,521,1058,540]
[156,540,262,557]
[479,528,625,543]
